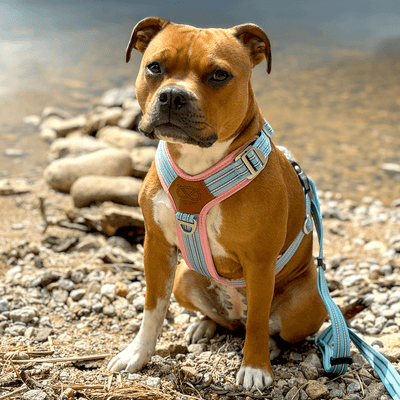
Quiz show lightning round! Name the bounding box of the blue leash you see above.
[301,172,400,399]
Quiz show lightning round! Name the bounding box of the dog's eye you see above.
[212,70,230,81]
[146,62,162,75]
[208,69,232,86]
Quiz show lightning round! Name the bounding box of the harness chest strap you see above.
[155,120,312,286]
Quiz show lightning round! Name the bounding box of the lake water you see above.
[1,0,399,176]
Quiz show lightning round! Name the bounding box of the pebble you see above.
[118,104,142,130]
[305,381,329,400]
[44,148,132,192]
[71,175,142,208]
[40,115,86,137]
[101,86,136,107]
[101,283,116,301]
[23,390,49,400]
[36,327,52,342]
[9,307,38,323]
[70,289,86,301]
[96,126,146,150]
[133,295,145,311]
[48,136,109,160]
[146,377,161,387]
[128,373,142,381]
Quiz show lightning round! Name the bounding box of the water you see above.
[0,0,399,176]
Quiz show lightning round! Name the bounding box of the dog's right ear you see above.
[126,17,171,62]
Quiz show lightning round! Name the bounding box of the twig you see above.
[39,197,49,233]
[289,383,308,400]
[355,371,365,397]
[184,381,204,399]
[2,353,110,365]
[56,384,105,390]
[0,384,28,400]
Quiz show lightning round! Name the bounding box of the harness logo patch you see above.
[176,185,201,205]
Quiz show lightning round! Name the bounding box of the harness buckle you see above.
[235,146,267,180]
[176,216,198,236]
[292,162,314,199]
[303,214,313,234]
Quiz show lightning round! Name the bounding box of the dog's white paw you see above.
[269,337,281,360]
[236,366,273,390]
[184,319,217,344]
[107,337,154,373]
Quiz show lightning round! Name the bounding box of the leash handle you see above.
[309,177,400,399]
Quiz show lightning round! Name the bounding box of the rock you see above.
[31,271,61,287]
[0,178,31,195]
[23,390,49,400]
[118,104,142,130]
[36,327,52,342]
[181,366,198,379]
[40,115,86,137]
[23,115,41,125]
[42,106,73,120]
[285,387,299,400]
[382,163,400,175]
[4,148,24,157]
[71,175,142,208]
[44,148,132,193]
[59,279,74,291]
[305,381,329,400]
[48,136,110,161]
[40,128,58,143]
[103,305,115,316]
[101,204,145,236]
[364,240,387,253]
[155,343,188,358]
[133,295,145,311]
[101,86,136,107]
[9,307,38,323]
[0,299,9,312]
[300,362,319,380]
[24,326,37,339]
[70,289,86,301]
[101,283,116,301]
[146,377,161,387]
[131,147,157,178]
[107,236,132,250]
[52,289,69,304]
[70,270,85,284]
[84,107,124,134]
[96,126,146,150]
[128,373,142,381]
[115,282,129,297]
[126,320,141,332]
[342,274,366,287]
[63,388,76,398]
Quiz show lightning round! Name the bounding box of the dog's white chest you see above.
[152,189,227,258]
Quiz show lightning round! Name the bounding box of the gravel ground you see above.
[0,177,399,400]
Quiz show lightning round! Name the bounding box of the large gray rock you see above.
[44,148,132,193]
[71,175,142,208]
[40,115,86,137]
[96,126,146,150]
[48,136,110,161]
[83,107,124,134]
[131,147,156,178]
[101,86,136,107]
[118,100,142,130]
[9,307,39,323]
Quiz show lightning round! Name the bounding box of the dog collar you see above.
[155,120,311,286]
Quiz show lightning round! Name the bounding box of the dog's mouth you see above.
[145,123,217,148]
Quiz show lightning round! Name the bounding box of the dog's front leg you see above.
[236,259,276,390]
[107,228,177,373]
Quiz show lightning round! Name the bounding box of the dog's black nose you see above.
[158,87,188,110]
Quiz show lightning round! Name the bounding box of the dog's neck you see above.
[166,94,264,176]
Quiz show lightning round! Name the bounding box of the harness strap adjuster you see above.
[176,215,198,236]
[303,214,313,234]
[235,146,267,180]
[317,257,326,270]
[292,162,314,199]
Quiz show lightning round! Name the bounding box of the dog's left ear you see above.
[231,24,272,74]
[126,17,171,62]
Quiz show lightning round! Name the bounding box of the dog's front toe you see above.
[236,366,273,390]
[184,319,217,343]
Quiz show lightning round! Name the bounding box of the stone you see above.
[101,86,136,107]
[97,126,146,150]
[31,271,61,287]
[155,343,188,358]
[127,320,141,332]
[84,107,124,134]
[48,136,110,161]
[103,305,115,316]
[115,282,129,297]
[52,289,69,304]
[36,327,52,342]
[285,387,299,400]
[101,283,116,301]
[40,115,86,137]
[305,381,329,400]
[133,295,145,311]
[9,307,38,323]
[181,366,198,378]
[188,343,205,355]
[131,147,157,178]
[101,204,144,236]
[42,106,73,120]
[364,240,387,253]
[40,128,58,143]
[44,148,132,193]
[0,299,9,312]
[146,377,161,387]
[23,115,41,125]
[70,289,86,301]
[0,179,31,196]
[71,175,142,208]
[23,390,49,400]
[118,101,142,130]
[382,163,400,175]
[59,279,74,291]
[329,388,344,398]
[128,373,142,381]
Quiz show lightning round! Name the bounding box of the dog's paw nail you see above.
[184,320,217,344]
[236,366,273,390]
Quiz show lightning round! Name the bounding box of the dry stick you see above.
[48,337,55,352]
[0,384,28,400]
[2,353,110,365]
[185,381,204,400]
[356,371,365,397]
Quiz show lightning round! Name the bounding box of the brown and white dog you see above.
[107,17,328,390]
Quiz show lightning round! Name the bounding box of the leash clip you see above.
[235,146,267,180]
[317,257,326,270]
[303,214,313,234]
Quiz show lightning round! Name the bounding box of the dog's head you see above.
[127,17,271,147]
